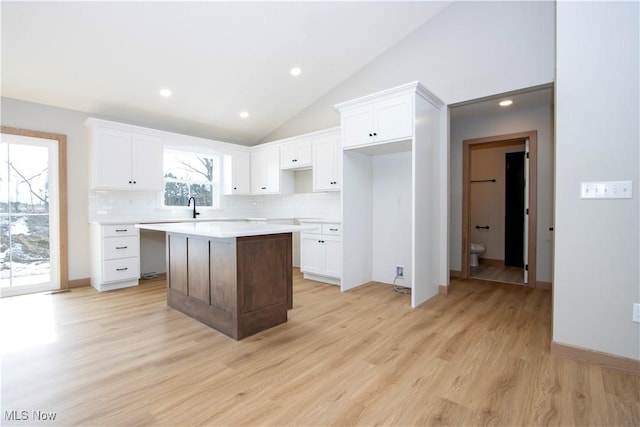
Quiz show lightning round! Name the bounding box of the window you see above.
[163,148,220,208]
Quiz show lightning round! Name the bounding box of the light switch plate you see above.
[580,181,632,199]
[633,303,640,323]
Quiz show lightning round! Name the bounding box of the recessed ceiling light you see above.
[290,67,302,77]
[239,111,250,119]
[499,99,513,107]
[159,89,172,97]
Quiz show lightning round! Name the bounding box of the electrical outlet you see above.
[633,303,640,323]
[396,265,404,278]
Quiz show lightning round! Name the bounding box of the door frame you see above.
[1,126,68,290]
[461,131,537,287]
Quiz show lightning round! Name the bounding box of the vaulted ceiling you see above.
[1,1,452,145]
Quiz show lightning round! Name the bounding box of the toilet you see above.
[470,243,486,268]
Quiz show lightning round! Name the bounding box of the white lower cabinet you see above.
[90,224,140,291]
[300,222,342,285]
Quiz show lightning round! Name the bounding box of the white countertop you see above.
[135,221,316,238]
[90,217,327,225]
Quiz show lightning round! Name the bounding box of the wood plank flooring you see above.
[2,270,638,426]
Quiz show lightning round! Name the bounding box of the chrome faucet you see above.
[187,197,200,219]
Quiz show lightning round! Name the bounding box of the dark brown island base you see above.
[136,221,315,339]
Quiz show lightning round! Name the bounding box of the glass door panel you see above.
[0,135,59,296]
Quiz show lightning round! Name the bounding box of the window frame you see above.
[162,146,221,210]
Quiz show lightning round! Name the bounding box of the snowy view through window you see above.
[0,141,51,288]
[163,148,219,208]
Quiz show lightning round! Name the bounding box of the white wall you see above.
[261,1,555,143]
[450,105,554,282]
[554,2,639,360]
[372,151,412,286]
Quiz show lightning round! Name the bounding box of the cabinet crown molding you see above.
[334,81,445,111]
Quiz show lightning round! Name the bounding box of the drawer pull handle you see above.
[329,228,338,231]
[115,246,128,249]
[116,267,128,271]
[115,229,128,232]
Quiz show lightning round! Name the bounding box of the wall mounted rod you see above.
[470,179,496,183]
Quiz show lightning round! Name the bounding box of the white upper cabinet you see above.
[89,125,163,190]
[339,92,414,149]
[223,152,251,195]
[312,133,341,192]
[251,147,293,194]
[130,133,164,189]
[280,139,312,169]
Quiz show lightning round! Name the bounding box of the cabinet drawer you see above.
[103,258,140,283]
[322,224,341,235]
[103,224,138,237]
[103,236,139,260]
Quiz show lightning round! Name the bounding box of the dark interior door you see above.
[505,152,525,267]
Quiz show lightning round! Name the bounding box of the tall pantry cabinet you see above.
[336,81,447,307]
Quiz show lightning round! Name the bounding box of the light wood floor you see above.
[2,271,639,426]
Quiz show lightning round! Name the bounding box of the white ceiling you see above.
[1,1,452,145]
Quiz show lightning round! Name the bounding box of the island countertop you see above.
[135,221,315,238]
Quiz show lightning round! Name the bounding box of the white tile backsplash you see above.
[89,190,341,223]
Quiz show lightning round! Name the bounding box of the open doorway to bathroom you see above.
[461,131,537,286]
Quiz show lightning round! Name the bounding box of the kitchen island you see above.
[136,221,314,340]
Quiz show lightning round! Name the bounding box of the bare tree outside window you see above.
[1,142,51,287]
[164,149,219,208]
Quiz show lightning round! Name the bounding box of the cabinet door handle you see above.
[369,133,373,137]
[318,240,325,243]
[261,186,267,190]
[128,181,132,184]
[233,187,237,190]
[329,228,338,231]
[115,229,128,232]
[115,246,128,249]
[373,132,377,136]
[116,267,128,271]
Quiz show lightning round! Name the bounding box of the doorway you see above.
[1,127,68,297]
[504,151,525,268]
[462,131,537,287]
